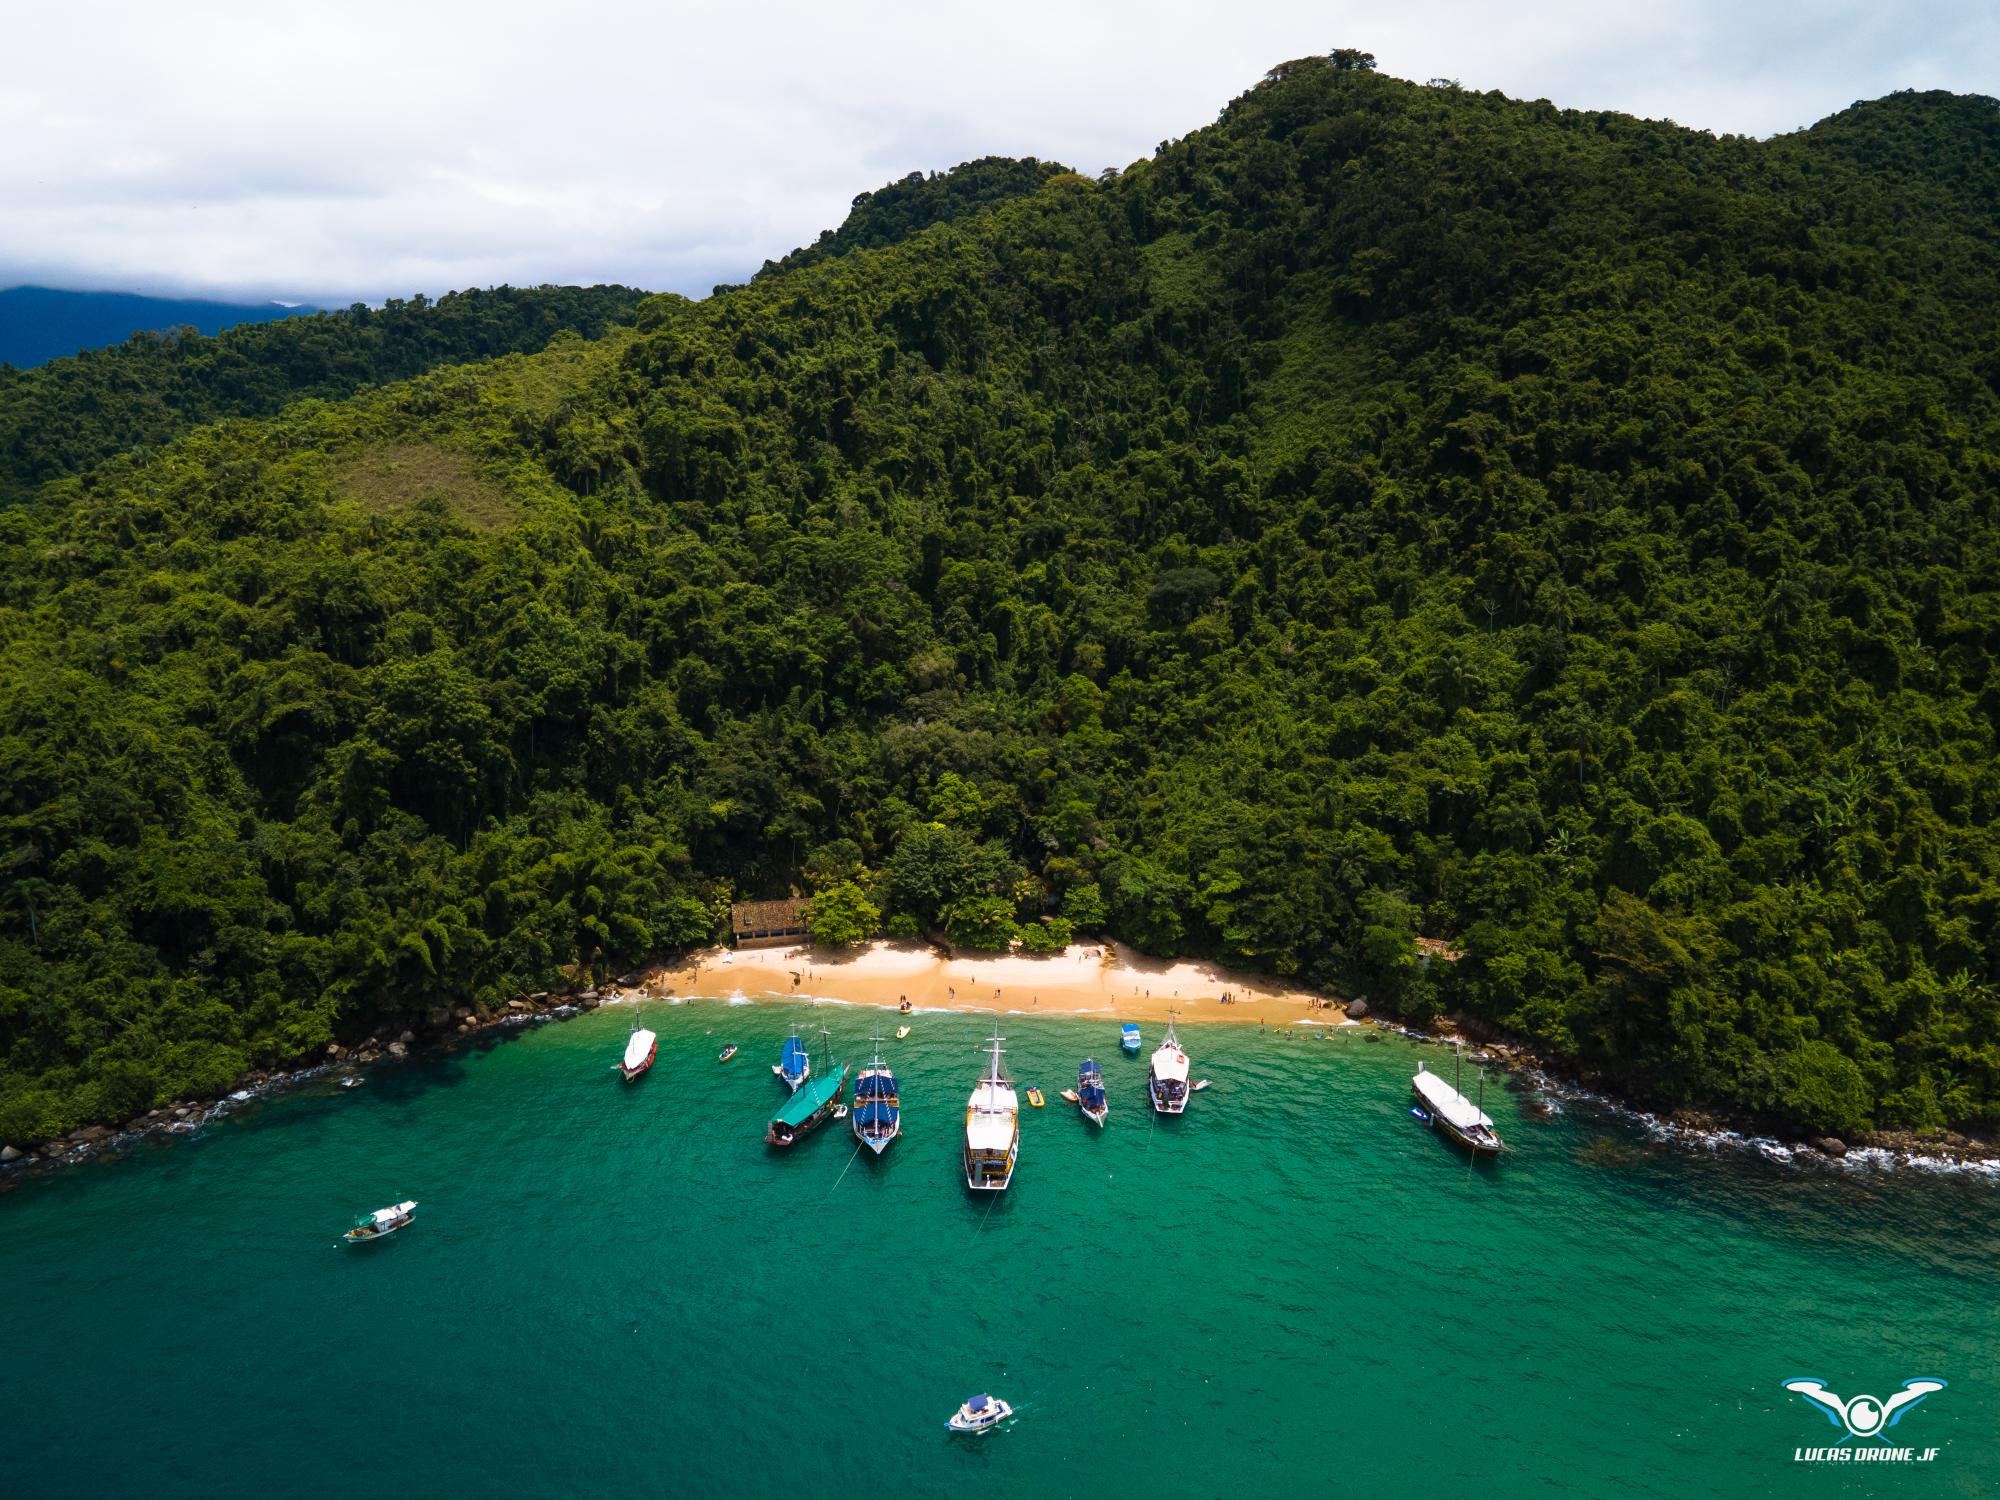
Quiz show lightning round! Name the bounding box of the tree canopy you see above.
[1,58,1997,1144]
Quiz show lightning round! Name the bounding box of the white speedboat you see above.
[946,1393,1013,1432]
[1147,1011,1190,1114]
[963,1031,1019,1191]
[621,1027,657,1081]
[343,1201,416,1243]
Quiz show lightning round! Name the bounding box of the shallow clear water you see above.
[5,1002,1994,1497]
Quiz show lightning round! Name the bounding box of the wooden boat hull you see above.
[343,1219,409,1244]
[619,1052,655,1082]
[1411,1083,1502,1155]
[766,1082,843,1146]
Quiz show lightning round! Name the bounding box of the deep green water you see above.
[5,1001,1995,1498]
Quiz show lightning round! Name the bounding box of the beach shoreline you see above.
[640,939,1350,1029]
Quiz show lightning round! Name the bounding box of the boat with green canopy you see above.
[766,1028,845,1147]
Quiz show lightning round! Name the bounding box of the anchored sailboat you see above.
[620,1024,657,1081]
[1076,1058,1108,1125]
[774,1030,810,1092]
[767,1028,845,1147]
[1147,1010,1191,1114]
[852,1031,901,1155]
[963,1029,1019,1191]
[1412,1046,1502,1155]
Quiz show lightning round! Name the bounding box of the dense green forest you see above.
[3,55,1998,1145]
[0,284,647,504]
[756,156,1071,279]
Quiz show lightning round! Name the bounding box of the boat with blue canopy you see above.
[852,1031,900,1155]
[774,1031,810,1092]
[767,1028,844,1147]
[946,1393,1012,1433]
[1120,1023,1141,1055]
[1076,1058,1108,1126]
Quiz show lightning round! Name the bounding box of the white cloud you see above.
[2,0,1994,303]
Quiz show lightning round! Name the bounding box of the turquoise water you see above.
[4,1002,1994,1497]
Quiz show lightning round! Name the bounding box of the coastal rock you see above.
[580,993,601,1008]
[387,1042,407,1058]
[1345,998,1368,1018]
[398,1030,414,1044]
[1,1145,20,1163]
[71,1125,113,1144]
[508,999,532,1012]
[1817,1137,1847,1157]
[454,1006,473,1020]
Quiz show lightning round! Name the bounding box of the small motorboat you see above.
[1026,1087,1045,1108]
[1059,1088,1080,1104]
[621,1028,657,1081]
[946,1393,1013,1433]
[718,1044,737,1063]
[1120,1023,1141,1055]
[1192,1079,1212,1092]
[343,1201,416,1243]
[895,1026,911,1039]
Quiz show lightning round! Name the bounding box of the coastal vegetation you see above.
[2,55,1998,1144]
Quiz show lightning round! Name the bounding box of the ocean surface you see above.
[4,1002,1994,1498]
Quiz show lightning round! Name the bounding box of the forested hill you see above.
[755,156,1072,278]
[0,284,648,505]
[2,55,1998,1147]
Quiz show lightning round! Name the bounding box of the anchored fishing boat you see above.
[717,1044,737,1063]
[1147,1011,1191,1114]
[620,1026,657,1081]
[852,1032,901,1155]
[767,1028,845,1147]
[946,1393,1012,1433]
[1120,1022,1141,1055]
[963,1030,1019,1192]
[1076,1058,1108,1125]
[774,1031,810,1092]
[1413,1051,1502,1156]
[343,1201,415,1243]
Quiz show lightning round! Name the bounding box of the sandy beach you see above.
[644,939,1352,1029]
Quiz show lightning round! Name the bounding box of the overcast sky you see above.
[4,0,1995,305]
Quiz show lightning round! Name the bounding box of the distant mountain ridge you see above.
[0,285,319,369]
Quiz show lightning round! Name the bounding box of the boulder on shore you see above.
[1816,1137,1847,1157]
[508,999,532,1012]
[454,1006,473,1020]
[1,1145,21,1163]
[387,1041,407,1058]
[1345,998,1368,1018]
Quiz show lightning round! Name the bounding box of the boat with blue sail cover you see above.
[1077,1058,1108,1125]
[774,1031,810,1092]
[767,1029,844,1147]
[852,1032,900,1155]
[1120,1023,1141,1054]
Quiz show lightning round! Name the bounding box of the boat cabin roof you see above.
[1413,1068,1495,1130]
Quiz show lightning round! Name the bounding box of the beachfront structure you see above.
[731,899,807,948]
